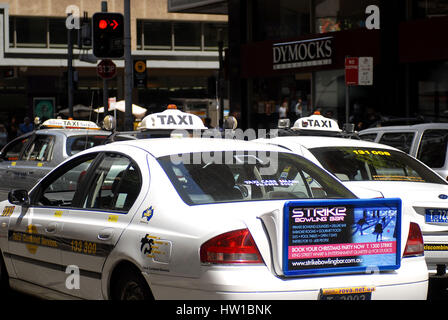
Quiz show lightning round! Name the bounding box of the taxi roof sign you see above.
[292,114,341,132]
[41,119,101,130]
[138,109,207,131]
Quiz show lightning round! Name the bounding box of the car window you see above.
[66,135,108,156]
[379,132,415,153]
[22,135,55,161]
[417,129,448,169]
[310,146,447,184]
[34,154,97,207]
[359,133,377,142]
[158,151,355,205]
[2,136,30,160]
[82,154,142,212]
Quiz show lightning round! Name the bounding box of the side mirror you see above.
[8,189,30,206]
[343,123,355,133]
[103,115,116,131]
[277,119,291,129]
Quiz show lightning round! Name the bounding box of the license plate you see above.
[426,209,448,223]
[318,287,374,300]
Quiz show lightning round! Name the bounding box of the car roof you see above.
[262,135,399,151]
[106,137,291,158]
[360,123,448,134]
[34,128,113,137]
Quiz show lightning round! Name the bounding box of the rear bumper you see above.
[423,234,448,274]
[144,256,428,300]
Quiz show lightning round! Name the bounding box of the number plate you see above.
[426,209,448,223]
[319,287,374,300]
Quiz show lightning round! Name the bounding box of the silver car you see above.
[0,122,125,195]
[359,123,448,181]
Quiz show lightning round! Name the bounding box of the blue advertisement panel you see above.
[283,198,402,277]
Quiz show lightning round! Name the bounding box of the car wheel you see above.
[113,270,153,300]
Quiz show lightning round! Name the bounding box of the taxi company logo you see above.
[292,207,347,223]
[439,194,448,200]
[140,234,154,255]
[141,206,154,223]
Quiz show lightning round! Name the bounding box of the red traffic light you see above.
[99,20,108,29]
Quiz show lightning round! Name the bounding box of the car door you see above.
[58,152,144,299]
[6,152,98,294]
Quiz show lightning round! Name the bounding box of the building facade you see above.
[170,0,448,130]
[0,0,227,131]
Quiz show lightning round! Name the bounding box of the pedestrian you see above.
[279,100,288,119]
[19,116,34,135]
[294,98,303,118]
[7,116,19,142]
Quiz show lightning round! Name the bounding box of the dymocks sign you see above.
[273,36,334,71]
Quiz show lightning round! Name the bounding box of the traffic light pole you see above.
[124,0,133,131]
[101,1,109,119]
[67,14,74,119]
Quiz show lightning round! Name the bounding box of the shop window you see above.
[254,0,310,41]
[414,0,448,18]
[204,23,228,51]
[174,22,201,50]
[16,17,47,48]
[416,62,448,121]
[315,0,380,34]
[49,18,68,48]
[139,20,172,50]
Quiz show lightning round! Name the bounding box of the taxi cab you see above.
[0,138,427,300]
[257,115,448,276]
[0,118,131,196]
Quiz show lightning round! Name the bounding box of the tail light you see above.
[403,222,424,257]
[200,229,263,264]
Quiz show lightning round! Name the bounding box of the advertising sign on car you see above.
[283,198,401,276]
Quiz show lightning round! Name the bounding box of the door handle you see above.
[98,228,114,241]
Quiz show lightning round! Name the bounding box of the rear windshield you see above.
[310,146,447,184]
[157,151,355,205]
[417,129,448,169]
[66,135,108,156]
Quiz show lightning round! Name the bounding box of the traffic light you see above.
[92,12,124,58]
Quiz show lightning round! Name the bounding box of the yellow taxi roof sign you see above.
[138,109,207,131]
[292,114,341,132]
[41,119,101,130]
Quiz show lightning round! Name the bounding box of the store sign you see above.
[273,36,333,70]
[283,198,401,277]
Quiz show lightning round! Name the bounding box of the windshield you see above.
[158,151,355,205]
[310,146,447,184]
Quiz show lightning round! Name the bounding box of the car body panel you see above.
[256,135,448,275]
[0,138,428,300]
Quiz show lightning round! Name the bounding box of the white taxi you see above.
[0,138,427,300]
[257,115,448,276]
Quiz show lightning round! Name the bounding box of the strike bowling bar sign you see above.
[282,198,402,277]
[273,36,333,70]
